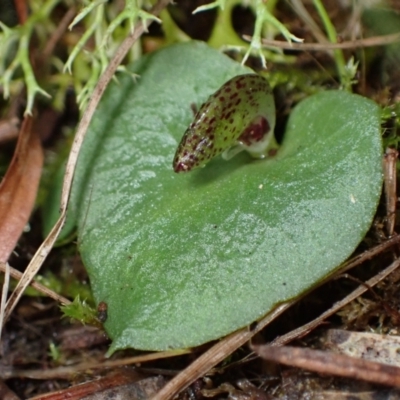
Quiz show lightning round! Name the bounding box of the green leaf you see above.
[71,42,382,352]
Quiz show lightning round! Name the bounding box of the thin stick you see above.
[270,258,400,346]
[384,148,398,237]
[0,261,71,305]
[243,32,400,51]
[152,303,293,400]
[42,7,77,59]
[0,262,10,343]
[336,234,400,275]
[252,344,400,388]
[2,0,172,325]
[3,349,190,379]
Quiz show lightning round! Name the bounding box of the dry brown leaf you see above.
[0,118,20,144]
[0,116,43,261]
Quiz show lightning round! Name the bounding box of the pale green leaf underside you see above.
[71,42,382,352]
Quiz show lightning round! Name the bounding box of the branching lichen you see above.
[0,0,61,115]
[101,0,161,47]
[195,0,303,68]
[65,0,160,109]
[0,0,58,116]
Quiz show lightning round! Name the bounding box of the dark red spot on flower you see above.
[239,116,270,145]
[174,161,190,173]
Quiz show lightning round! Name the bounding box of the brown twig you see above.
[13,0,28,24]
[270,258,400,346]
[0,262,71,305]
[151,303,292,400]
[29,374,164,400]
[336,234,400,275]
[243,32,400,51]
[42,7,77,59]
[384,148,398,237]
[252,344,400,387]
[1,349,189,380]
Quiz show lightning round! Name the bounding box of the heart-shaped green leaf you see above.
[69,42,382,352]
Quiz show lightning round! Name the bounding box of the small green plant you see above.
[48,341,61,362]
[60,295,96,325]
